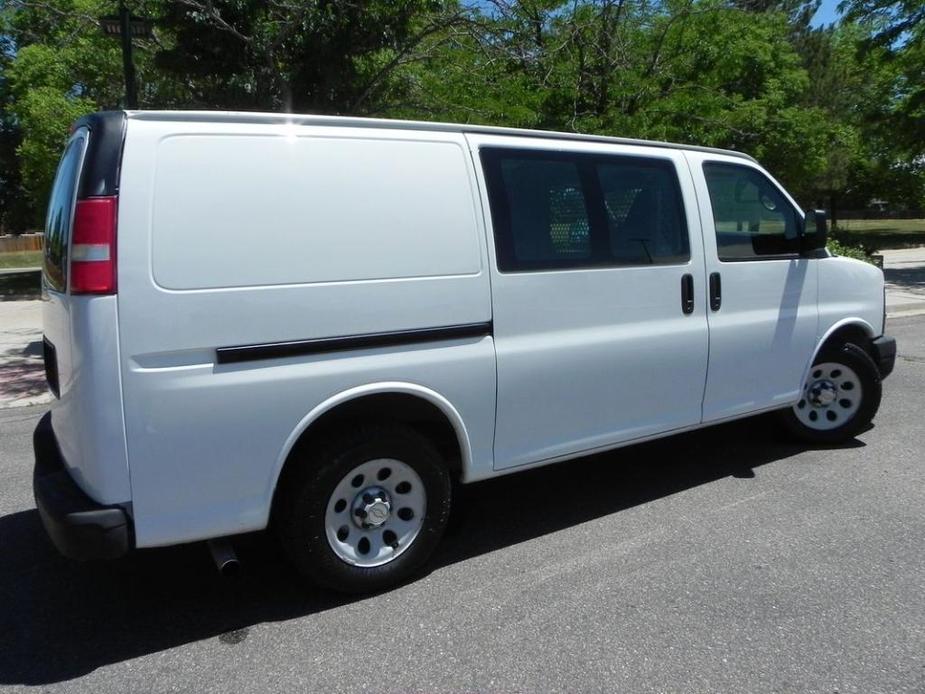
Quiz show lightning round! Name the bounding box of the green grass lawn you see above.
[834,219,925,250]
[0,250,42,269]
[838,218,925,234]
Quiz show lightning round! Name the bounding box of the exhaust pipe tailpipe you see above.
[208,538,241,578]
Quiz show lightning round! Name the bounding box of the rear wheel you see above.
[780,342,882,444]
[276,423,451,594]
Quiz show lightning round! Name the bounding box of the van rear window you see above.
[44,129,88,292]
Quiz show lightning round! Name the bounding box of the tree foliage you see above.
[153,0,470,113]
[1,0,123,227]
[0,0,922,231]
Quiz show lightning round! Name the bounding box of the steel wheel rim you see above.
[793,361,862,431]
[324,458,426,567]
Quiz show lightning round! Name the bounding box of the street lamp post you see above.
[99,1,153,109]
[118,0,137,108]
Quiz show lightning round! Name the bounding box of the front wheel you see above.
[779,342,882,444]
[276,424,452,594]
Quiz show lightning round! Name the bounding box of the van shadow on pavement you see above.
[0,415,863,685]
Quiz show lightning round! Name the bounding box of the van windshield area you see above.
[43,129,88,292]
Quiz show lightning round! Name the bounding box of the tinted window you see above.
[43,130,88,292]
[703,162,800,261]
[598,161,689,265]
[496,157,591,268]
[481,148,689,272]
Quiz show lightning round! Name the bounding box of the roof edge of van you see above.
[123,110,758,164]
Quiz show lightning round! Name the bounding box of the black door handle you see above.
[709,272,722,311]
[681,273,694,314]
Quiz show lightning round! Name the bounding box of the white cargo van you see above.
[34,111,896,593]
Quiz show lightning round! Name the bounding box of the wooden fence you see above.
[0,233,43,253]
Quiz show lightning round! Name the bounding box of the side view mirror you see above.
[801,209,827,252]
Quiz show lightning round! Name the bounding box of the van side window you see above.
[492,155,592,269]
[703,162,800,261]
[43,130,88,292]
[481,148,689,272]
[597,161,690,265]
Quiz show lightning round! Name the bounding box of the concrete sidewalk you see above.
[0,300,51,409]
[882,247,925,317]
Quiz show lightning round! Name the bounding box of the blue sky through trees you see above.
[812,0,844,26]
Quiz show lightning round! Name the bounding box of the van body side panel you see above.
[116,119,495,547]
[816,256,885,342]
[468,134,710,470]
[123,345,494,544]
[151,135,482,290]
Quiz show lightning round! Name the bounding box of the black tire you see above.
[779,342,882,444]
[275,423,451,594]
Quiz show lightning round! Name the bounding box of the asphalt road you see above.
[1,317,924,693]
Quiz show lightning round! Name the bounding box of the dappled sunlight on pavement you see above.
[0,300,52,408]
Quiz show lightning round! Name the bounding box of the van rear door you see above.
[41,113,131,506]
[42,127,89,401]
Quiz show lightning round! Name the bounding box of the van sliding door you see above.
[470,135,710,469]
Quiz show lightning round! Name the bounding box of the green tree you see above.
[2,0,125,225]
[842,0,924,44]
[0,24,32,232]
[153,0,470,114]
[842,0,925,166]
[401,0,843,201]
[2,0,921,228]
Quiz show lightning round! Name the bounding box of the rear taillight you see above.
[71,196,117,294]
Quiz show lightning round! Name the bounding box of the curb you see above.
[887,308,925,319]
[0,392,53,410]
[0,267,41,275]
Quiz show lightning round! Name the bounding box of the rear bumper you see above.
[871,335,896,379]
[32,412,132,560]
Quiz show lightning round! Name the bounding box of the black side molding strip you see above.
[216,321,493,365]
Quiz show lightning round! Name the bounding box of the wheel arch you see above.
[802,318,876,386]
[264,382,473,524]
